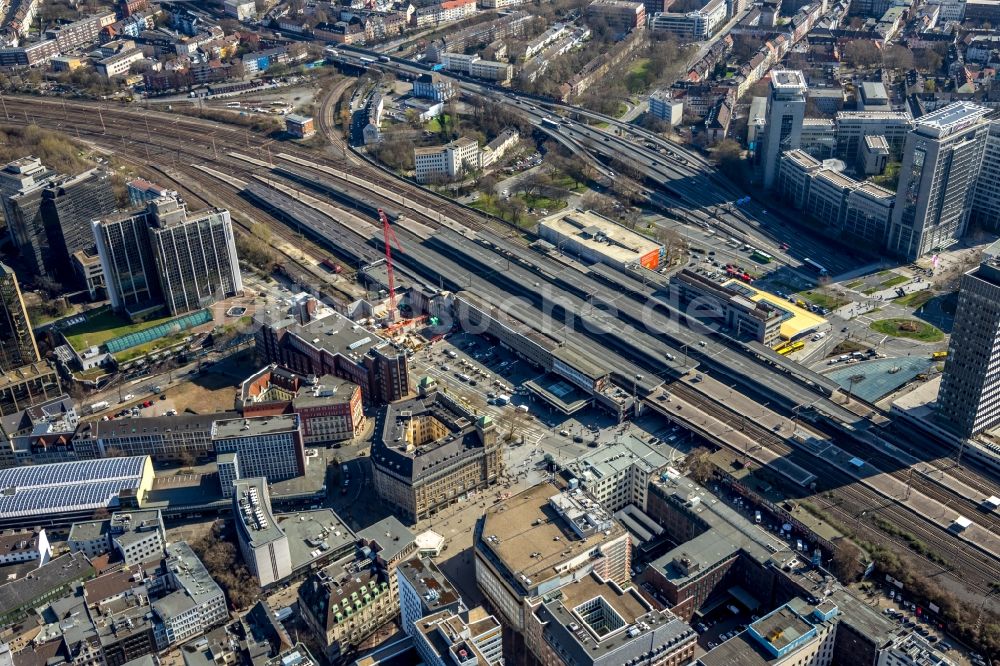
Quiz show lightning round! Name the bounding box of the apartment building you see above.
[96,47,144,79]
[649,0,726,39]
[887,102,992,259]
[46,12,116,51]
[413,73,456,101]
[439,52,512,82]
[371,391,503,522]
[0,528,49,566]
[233,478,292,587]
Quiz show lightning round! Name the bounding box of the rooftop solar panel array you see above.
[0,457,148,518]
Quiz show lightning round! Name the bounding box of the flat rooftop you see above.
[211,414,300,440]
[396,557,462,612]
[277,509,356,572]
[721,280,826,340]
[647,472,784,588]
[539,209,661,266]
[371,391,485,483]
[478,483,626,589]
[234,478,284,547]
[914,101,990,138]
[771,69,807,91]
[536,572,694,663]
[566,438,670,484]
[276,309,387,360]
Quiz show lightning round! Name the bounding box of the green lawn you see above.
[425,114,453,133]
[879,274,909,288]
[62,308,174,351]
[896,290,935,309]
[844,280,864,290]
[549,174,587,193]
[524,194,567,212]
[869,318,944,342]
[798,290,849,310]
[627,58,650,76]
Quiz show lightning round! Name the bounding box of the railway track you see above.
[666,380,999,595]
[5,98,368,300]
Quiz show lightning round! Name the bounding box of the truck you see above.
[87,401,109,414]
[431,63,444,71]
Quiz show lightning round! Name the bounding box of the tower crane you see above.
[378,208,402,321]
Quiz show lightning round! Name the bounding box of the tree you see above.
[843,41,880,68]
[830,537,865,582]
[712,139,743,181]
[883,45,914,71]
[685,447,715,484]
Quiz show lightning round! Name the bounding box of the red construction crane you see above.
[378,208,402,320]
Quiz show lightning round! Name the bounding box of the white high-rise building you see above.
[886,102,991,260]
[761,70,807,190]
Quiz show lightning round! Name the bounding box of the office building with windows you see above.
[761,70,807,190]
[887,102,991,259]
[972,120,1000,231]
[211,415,306,484]
[0,262,40,372]
[94,197,242,317]
[233,478,292,587]
[152,541,228,648]
[68,508,165,565]
[371,392,503,523]
[40,169,117,286]
[937,259,1000,438]
[1,158,55,276]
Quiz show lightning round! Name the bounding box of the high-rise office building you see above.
[2,158,116,286]
[146,198,242,316]
[761,70,807,190]
[94,197,242,317]
[887,102,991,260]
[94,209,162,315]
[40,169,117,286]
[938,259,1000,438]
[0,157,53,238]
[0,263,40,372]
[972,120,1000,231]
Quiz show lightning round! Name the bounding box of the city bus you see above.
[803,258,828,276]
